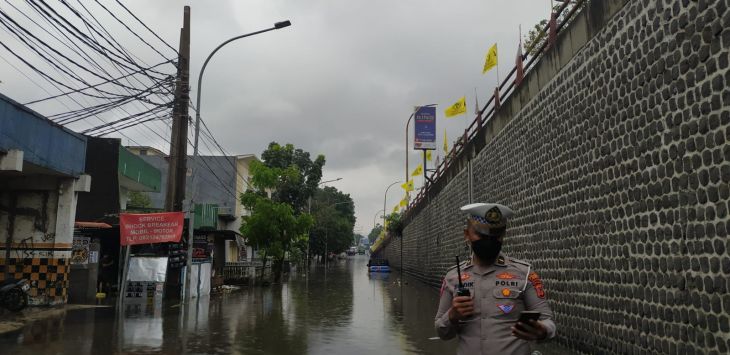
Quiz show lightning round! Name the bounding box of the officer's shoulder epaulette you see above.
[507,257,531,268]
[446,260,472,272]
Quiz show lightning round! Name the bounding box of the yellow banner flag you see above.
[426,150,432,161]
[445,96,467,117]
[483,43,498,74]
[443,130,449,155]
[411,163,423,176]
[401,180,414,192]
[400,197,408,207]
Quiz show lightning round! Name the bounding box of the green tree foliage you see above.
[309,186,356,260]
[368,224,383,243]
[523,2,588,57]
[260,142,326,212]
[523,19,549,57]
[385,212,403,237]
[240,188,313,282]
[127,191,152,209]
[241,145,319,282]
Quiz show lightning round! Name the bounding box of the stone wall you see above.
[382,0,730,353]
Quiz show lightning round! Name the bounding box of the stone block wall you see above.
[382,0,730,353]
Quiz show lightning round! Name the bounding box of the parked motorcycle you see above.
[0,278,30,311]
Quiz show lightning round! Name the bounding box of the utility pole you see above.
[164,7,191,302]
[165,6,191,212]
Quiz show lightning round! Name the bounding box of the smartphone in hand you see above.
[516,311,541,327]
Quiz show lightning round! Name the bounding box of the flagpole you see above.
[496,43,501,85]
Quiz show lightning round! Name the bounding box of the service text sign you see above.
[413,106,436,150]
[120,212,184,246]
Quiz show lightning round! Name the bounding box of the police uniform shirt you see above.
[434,254,556,355]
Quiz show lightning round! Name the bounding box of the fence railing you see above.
[406,0,585,216]
[222,259,270,283]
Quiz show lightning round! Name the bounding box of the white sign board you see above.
[126,257,168,282]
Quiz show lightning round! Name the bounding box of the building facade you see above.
[0,93,90,305]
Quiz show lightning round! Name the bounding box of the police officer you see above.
[434,203,556,354]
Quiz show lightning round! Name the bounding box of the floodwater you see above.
[0,255,571,354]
[0,255,457,355]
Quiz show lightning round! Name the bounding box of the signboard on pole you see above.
[413,106,436,150]
[120,212,184,246]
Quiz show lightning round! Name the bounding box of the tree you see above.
[127,191,152,209]
[385,212,403,237]
[260,142,325,212]
[309,186,356,261]
[368,224,383,244]
[241,144,320,282]
[523,2,589,57]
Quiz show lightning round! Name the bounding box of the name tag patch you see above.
[495,280,519,287]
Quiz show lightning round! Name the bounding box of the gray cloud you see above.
[0,0,552,233]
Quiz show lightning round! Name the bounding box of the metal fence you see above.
[222,259,270,284]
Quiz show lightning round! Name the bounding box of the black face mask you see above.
[471,236,502,263]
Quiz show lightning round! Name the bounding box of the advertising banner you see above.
[413,106,436,150]
[120,212,184,246]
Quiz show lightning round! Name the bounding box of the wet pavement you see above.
[0,255,572,354]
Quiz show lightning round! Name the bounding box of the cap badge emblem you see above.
[485,206,502,223]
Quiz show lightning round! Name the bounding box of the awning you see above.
[75,221,113,229]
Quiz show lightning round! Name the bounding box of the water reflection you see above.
[1,255,459,355]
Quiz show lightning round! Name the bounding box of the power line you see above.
[113,0,178,55]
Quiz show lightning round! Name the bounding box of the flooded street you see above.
[0,255,457,355]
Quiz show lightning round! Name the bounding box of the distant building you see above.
[71,138,162,304]
[125,146,167,157]
[128,147,258,290]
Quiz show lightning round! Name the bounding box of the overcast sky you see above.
[0,0,552,234]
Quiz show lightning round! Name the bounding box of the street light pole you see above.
[184,20,291,303]
[405,104,437,191]
[372,209,384,231]
[383,180,403,226]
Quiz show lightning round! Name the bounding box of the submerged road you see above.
[0,255,570,354]
[0,255,454,354]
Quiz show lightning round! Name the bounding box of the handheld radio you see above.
[455,255,470,297]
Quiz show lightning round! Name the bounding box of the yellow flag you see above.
[445,96,467,117]
[401,179,414,192]
[483,43,498,74]
[411,163,423,176]
[426,150,432,161]
[443,130,449,155]
[400,197,408,207]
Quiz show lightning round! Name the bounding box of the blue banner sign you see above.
[413,106,436,150]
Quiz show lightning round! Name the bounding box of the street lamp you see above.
[372,209,385,231]
[185,20,292,302]
[405,104,437,187]
[383,180,403,226]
